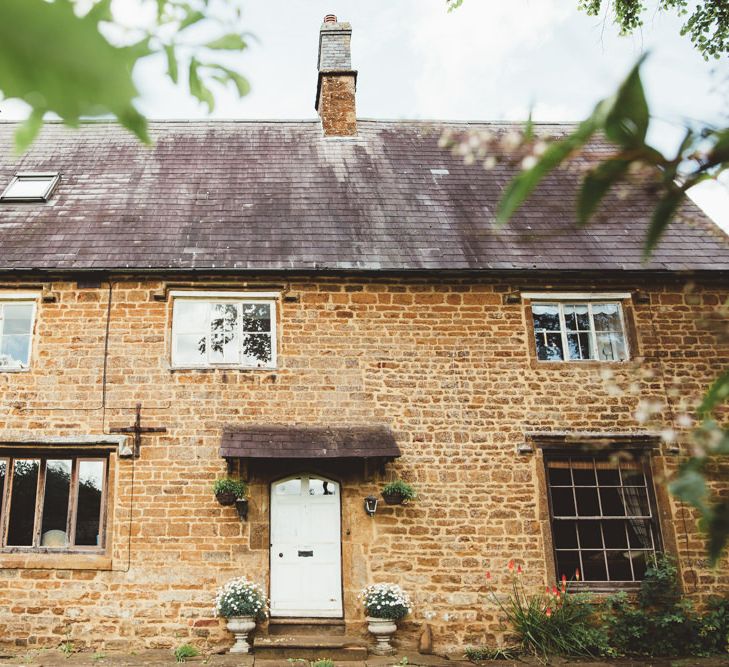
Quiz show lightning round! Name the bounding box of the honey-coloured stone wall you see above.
[0,274,726,654]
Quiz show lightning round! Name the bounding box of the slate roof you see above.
[220,425,401,459]
[0,119,728,273]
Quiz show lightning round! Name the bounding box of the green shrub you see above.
[214,577,268,620]
[213,477,247,498]
[699,596,729,654]
[489,564,610,659]
[605,555,706,657]
[361,583,412,620]
[311,660,335,667]
[173,644,199,663]
[381,480,416,501]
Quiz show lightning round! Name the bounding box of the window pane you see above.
[3,176,55,199]
[275,478,302,496]
[564,304,589,331]
[602,520,629,549]
[174,301,209,334]
[592,303,622,332]
[308,478,337,496]
[627,520,653,549]
[620,464,646,487]
[7,459,39,546]
[606,551,633,581]
[536,332,564,361]
[553,521,578,549]
[3,303,34,334]
[241,334,272,366]
[567,332,593,360]
[547,463,572,486]
[75,461,104,547]
[555,550,581,581]
[532,304,561,330]
[240,303,271,332]
[596,463,620,486]
[596,332,626,361]
[581,551,608,581]
[0,334,31,366]
[600,488,626,516]
[575,487,600,516]
[41,460,72,547]
[174,334,207,366]
[209,303,239,364]
[572,461,596,486]
[578,521,603,549]
[551,487,576,516]
[631,552,649,579]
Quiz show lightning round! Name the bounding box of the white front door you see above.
[270,475,342,617]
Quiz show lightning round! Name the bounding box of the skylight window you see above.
[0,173,59,202]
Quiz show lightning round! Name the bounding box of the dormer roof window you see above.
[1,173,60,202]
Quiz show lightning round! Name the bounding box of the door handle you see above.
[278,553,283,558]
[298,550,314,557]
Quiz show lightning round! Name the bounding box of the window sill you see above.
[0,366,31,373]
[531,359,638,370]
[170,365,277,372]
[570,582,641,594]
[0,552,112,571]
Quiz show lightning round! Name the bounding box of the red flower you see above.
[486,571,491,580]
[552,586,558,595]
[517,564,523,575]
[545,607,552,618]
[545,586,551,595]
[575,568,581,581]
[508,559,514,571]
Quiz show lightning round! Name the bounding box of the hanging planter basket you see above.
[381,490,406,506]
[216,491,238,506]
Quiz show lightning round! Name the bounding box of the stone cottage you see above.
[0,16,728,659]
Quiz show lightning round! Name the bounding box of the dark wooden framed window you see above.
[545,452,661,584]
[0,452,107,552]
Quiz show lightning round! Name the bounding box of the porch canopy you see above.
[220,425,401,461]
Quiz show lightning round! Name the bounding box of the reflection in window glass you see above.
[41,460,72,547]
[172,299,275,368]
[309,478,337,496]
[532,304,564,361]
[75,461,105,547]
[532,301,628,362]
[0,302,34,369]
[7,459,39,546]
[275,478,302,496]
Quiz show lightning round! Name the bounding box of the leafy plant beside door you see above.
[213,477,247,506]
[381,480,416,505]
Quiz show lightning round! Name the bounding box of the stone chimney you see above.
[315,15,357,136]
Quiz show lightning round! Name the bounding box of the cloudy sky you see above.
[3,0,728,229]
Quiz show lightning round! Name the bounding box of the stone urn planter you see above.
[226,615,256,654]
[366,616,398,655]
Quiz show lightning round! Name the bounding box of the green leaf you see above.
[164,44,179,84]
[669,467,710,515]
[86,0,113,23]
[14,108,45,154]
[204,34,248,51]
[643,187,684,258]
[203,63,250,97]
[706,499,729,566]
[0,0,149,149]
[496,117,598,225]
[179,8,205,30]
[698,370,729,417]
[188,57,214,112]
[603,55,650,147]
[577,158,631,224]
